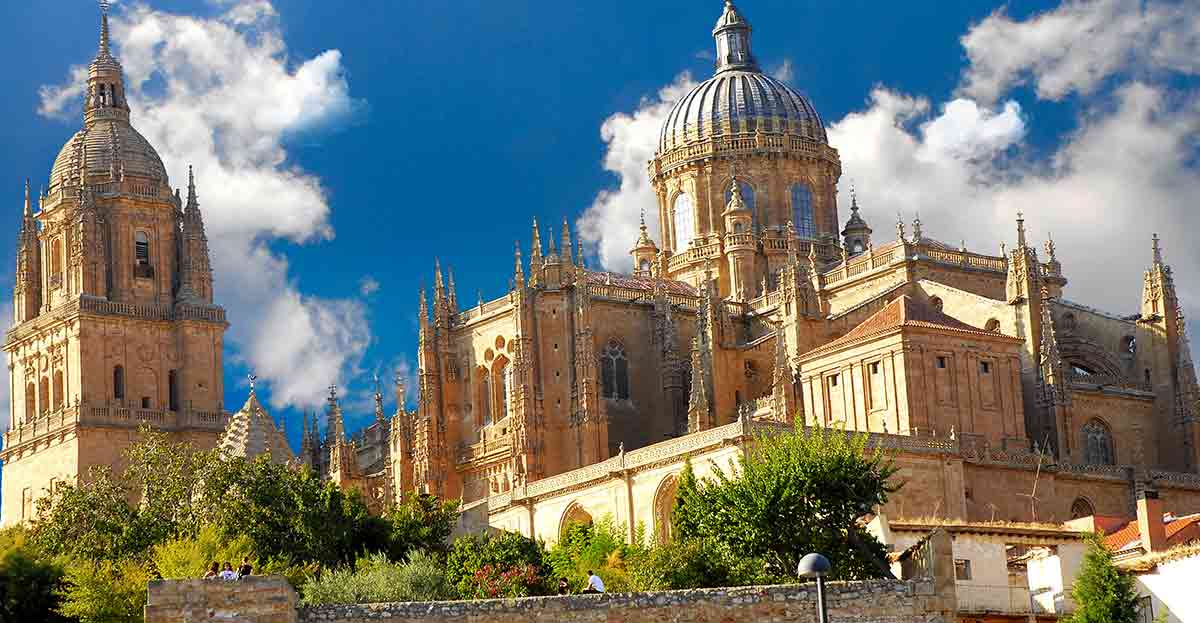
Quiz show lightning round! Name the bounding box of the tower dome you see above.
[46,7,168,194]
[657,1,827,154]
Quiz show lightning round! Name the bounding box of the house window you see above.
[936,356,947,369]
[38,377,49,416]
[980,361,991,374]
[1082,419,1115,466]
[829,373,839,387]
[870,362,880,375]
[25,382,36,423]
[141,396,151,409]
[114,365,125,401]
[600,341,630,400]
[954,559,972,581]
[791,184,815,238]
[672,193,695,253]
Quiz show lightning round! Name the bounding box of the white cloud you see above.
[769,58,794,82]
[577,73,697,272]
[37,2,370,410]
[358,276,380,297]
[961,0,1200,103]
[37,65,88,120]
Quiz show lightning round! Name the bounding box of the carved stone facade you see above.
[391,1,1200,531]
[2,9,227,526]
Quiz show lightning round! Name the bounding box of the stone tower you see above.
[648,0,842,297]
[2,6,228,526]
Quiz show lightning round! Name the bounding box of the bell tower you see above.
[2,4,229,526]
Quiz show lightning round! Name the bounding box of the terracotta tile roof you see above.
[582,270,697,297]
[1104,513,1200,553]
[801,295,1011,359]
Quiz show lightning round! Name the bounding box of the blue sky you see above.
[3,0,1199,447]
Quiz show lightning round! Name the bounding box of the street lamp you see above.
[797,552,831,623]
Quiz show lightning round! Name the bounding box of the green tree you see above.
[445,531,550,599]
[30,466,145,563]
[0,528,69,623]
[674,424,898,580]
[384,494,460,560]
[1065,534,1141,623]
[57,559,149,623]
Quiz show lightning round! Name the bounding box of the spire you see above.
[373,372,386,423]
[394,369,407,416]
[98,1,112,57]
[1016,211,1027,249]
[576,230,587,268]
[561,218,573,264]
[712,1,759,75]
[433,259,445,298]
[911,212,923,242]
[530,217,543,266]
[418,285,430,339]
[448,268,458,310]
[326,385,345,441]
[514,241,525,286]
[1152,233,1163,267]
[23,179,31,218]
[186,165,197,207]
[895,211,906,242]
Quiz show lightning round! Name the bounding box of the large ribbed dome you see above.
[48,120,168,192]
[658,71,827,152]
[657,1,828,154]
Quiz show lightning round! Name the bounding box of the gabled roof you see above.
[1104,513,1200,554]
[801,295,1016,360]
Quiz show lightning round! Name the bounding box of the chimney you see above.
[1136,490,1166,553]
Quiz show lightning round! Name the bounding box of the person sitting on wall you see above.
[582,570,605,594]
[218,561,237,581]
[237,556,253,580]
[203,562,219,579]
[557,577,570,595]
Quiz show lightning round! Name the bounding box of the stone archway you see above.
[559,502,593,540]
[653,474,680,544]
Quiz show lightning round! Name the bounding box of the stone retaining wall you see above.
[300,579,952,623]
[145,575,298,623]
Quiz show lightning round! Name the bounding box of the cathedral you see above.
[6,2,1200,536]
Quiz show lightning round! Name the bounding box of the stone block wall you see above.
[145,576,298,623]
[298,580,952,623]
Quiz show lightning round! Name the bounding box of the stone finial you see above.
[1016,211,1027,248]
[895,211,906,242]
[911,212,923,242]
[1152,233,1163,266]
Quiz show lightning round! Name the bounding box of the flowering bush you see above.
[470,562,543,599]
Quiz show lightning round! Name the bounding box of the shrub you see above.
[57,559,149,623]
[0,527,70,622]
[300,550,452,605]
[626,537,764,591]
[547,518,639,593]
[446,531,550,599]
[151,525,255,579]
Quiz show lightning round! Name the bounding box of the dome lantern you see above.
[713,1,759,75]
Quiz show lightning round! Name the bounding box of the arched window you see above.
[639,259,651,273]
[1082,419,1114,466]
[168,370,179,412]
[49,239,63,282]
[725,180,756,227]
[498,362,511,420]
[600,341,629,400]
[985,318,1001,333]
[134,232,153,278]
[653,475,680,544]
[25,382,36,423]
[1070,497,1095,520]
[113,365,125,401]
[480,369,493,426]
[791,184,815,238]
[672,193,695,253]
[52,371,64,411]
[38,377,49,416]
[930,296,943,312]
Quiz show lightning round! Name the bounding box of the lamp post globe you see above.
[797,552,831,578]
[797,553,832,623]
